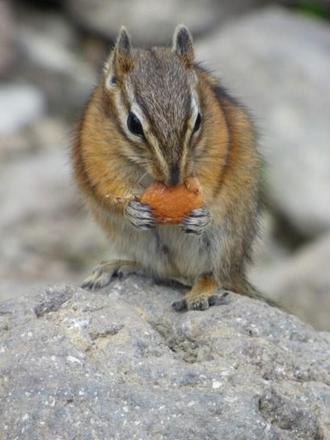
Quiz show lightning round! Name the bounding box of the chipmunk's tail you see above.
[232,278,284,310]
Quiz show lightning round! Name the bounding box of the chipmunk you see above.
[73,25,269,311]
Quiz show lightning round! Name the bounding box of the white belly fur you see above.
[99,209,218,284]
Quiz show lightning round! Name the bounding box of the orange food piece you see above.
[140,177,203,224]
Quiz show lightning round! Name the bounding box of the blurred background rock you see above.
[1,0,329,330]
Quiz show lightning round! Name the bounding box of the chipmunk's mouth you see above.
[137,161,188,189]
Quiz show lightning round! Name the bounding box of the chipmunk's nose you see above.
[169,164,180,186]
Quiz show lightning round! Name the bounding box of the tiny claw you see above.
[208,291,230,306]
[172,299,187,312]
[125,199,155,230]
[181,206,210,235]
[190,297,209,310]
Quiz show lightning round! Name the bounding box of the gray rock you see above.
[65,0,262,45]
[15,16,96,115]
[0,117,69,162]
[250,234,330,332]
[196,7,330,236]
[0,280,329,439]
[0,84,45,136]
[0,151,108,302]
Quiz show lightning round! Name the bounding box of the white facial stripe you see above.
[130,102,148,129]
[124,79,169,173]
[190,89,200,129]
[147,131,169,175]
[112,89,137,143]
[111,80,169,175]
[179,86,201,175]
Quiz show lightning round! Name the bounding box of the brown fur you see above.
[72,26,268,311]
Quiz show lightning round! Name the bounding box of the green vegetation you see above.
[298,0,328,19]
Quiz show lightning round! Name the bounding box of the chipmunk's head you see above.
[103,25,205,186]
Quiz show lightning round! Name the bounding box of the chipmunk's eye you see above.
[193,113,201,133]
[127,112,144,137]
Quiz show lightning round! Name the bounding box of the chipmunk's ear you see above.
[105,26,133,88]
[172,25,194,67]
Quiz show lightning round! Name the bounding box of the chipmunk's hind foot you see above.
[81,260,142,290]
[172,275,230,312]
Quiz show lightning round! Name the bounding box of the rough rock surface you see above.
[197,7,330,236]
[65,0,262,45]
[1,278,329,439]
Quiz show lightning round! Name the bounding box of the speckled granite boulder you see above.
[0,278,329,439]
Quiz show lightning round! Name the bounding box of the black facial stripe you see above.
[102,89,134,146]
[212,88,232,198]
[103,88,147,151]
[117,86,156,149]
[188,112,203,149]
[119,90,146,143]
[110,100,141,147]
[169,164,180,186]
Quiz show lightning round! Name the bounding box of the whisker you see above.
[136,171,148,185]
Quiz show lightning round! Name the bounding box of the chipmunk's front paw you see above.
[125,200,156,230]
[181,207,210,235]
